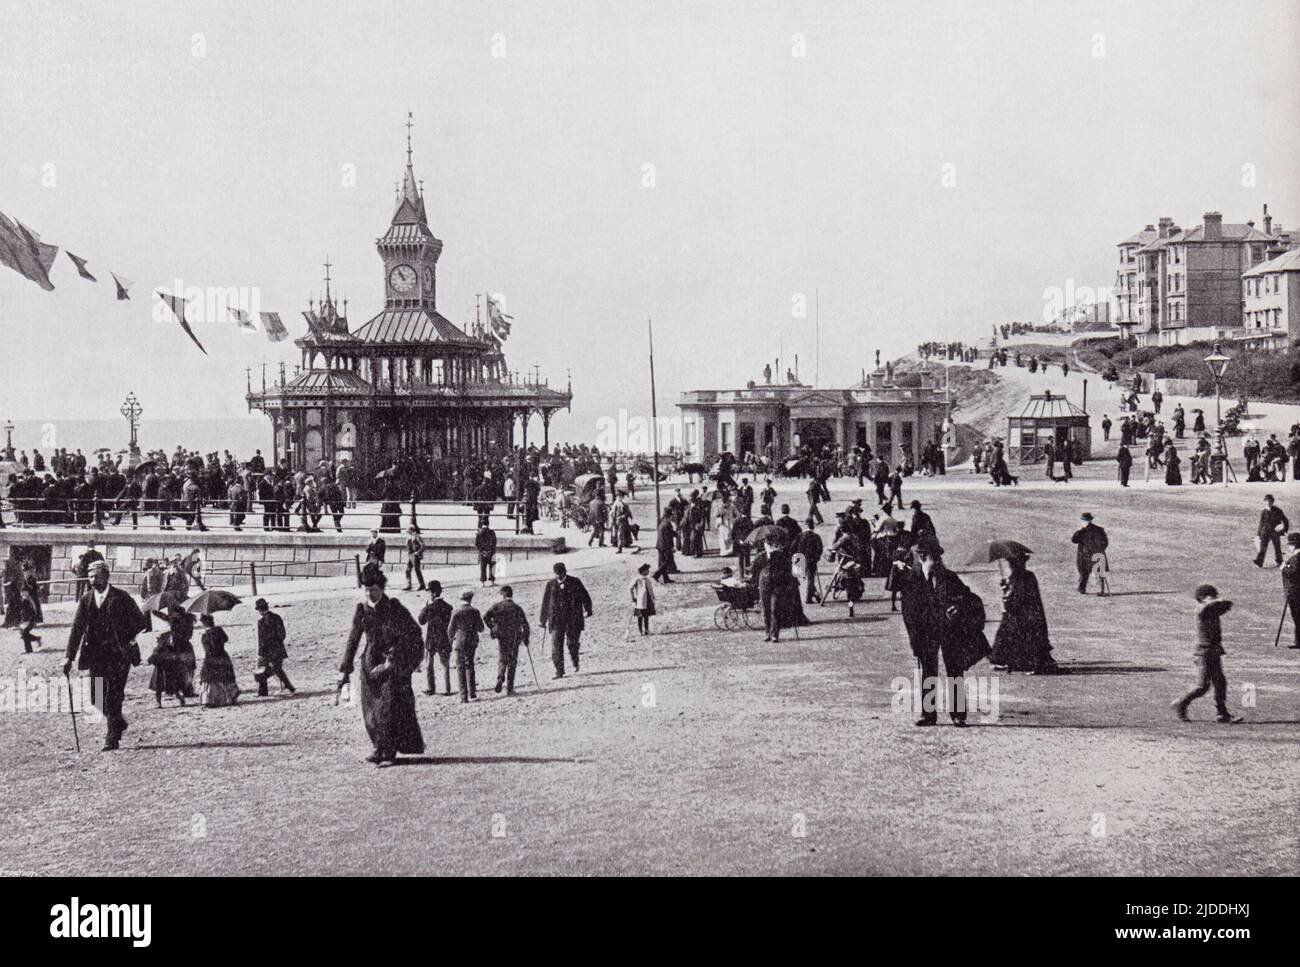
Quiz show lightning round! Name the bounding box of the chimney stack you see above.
[1202,212,1223,240]
[1143,224,1155,232]
[1263,203,1273,236]
[1157,216,1174,239]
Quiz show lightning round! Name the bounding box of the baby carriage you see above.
[711,581,759,630]
[820,555,866,615]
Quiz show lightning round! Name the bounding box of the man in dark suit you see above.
[1254,494,1289,568]
[254,598,295,696]
[63,561,146,750]
[366,529,387,566]
[1282,534,1300,649]
[1117,443,1133,487]
[418,581,454,695]
[775,504,802,545]
[794,519,824,604]
[539,562,593,678]
[907,500,936,544]
[1071,512,1109,594]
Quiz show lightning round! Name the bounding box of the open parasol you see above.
[184,589,242,615]
[747,523,789,547]
[141,591,185,615]
[873,517,903,537]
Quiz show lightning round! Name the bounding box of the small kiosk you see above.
[1007,391,1091,465]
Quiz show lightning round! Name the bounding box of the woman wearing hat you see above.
[629,563,656,636]
[990,548,1057,674]
[338,563,426,764]
[197,614,240,707]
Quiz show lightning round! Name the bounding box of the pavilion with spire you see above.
[246,115,571,474]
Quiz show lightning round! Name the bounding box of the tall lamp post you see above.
[120,392,143,469]
[2,419,14,461]
[1204,343,1231,486]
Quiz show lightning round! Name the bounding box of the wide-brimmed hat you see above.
[1080,512,1094,521]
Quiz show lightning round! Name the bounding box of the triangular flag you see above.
[66,252,97,282]
[111,272,133,300]
[259,311,288,343]
[229,306,256,331]
[0,212,57,291]
[155,289,207,355]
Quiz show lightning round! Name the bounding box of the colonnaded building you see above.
[246,125,570,473]
[676,367,953,463]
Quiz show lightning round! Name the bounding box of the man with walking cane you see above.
[484,585,530,695]
[1279,533,1300,649]
[63,561,147,751]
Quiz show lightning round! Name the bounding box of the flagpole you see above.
[815,287,820,388]
[648,318,662,526]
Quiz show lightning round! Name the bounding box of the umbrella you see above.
[134,459,159,475]
[985,539,1032,563]
[184,589,242,615]
[873,517,903,537]
[141,591,185,615]
[747,523,789,547]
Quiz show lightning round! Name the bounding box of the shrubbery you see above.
[1078,337,1300,403]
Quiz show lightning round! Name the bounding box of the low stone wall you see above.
[0,527,567,603]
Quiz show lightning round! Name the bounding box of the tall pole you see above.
[648,319,663,525]
[815,287,820,389]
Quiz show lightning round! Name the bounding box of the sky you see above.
[1,0,1298,444]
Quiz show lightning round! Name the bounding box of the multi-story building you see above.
[1118,207,1283,347]
[1239,248,1300,350]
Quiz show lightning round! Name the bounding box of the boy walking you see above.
[1173,584,1243,724]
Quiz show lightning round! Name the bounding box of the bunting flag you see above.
[155,289,208,355]
[259,311,288,342]
[0,212,58,291]
[486,292,513,340]
[66,251,97,282]
[229,306,256,331]
[111,272,133,300]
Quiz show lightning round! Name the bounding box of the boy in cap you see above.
[448,589,485,702]
[1173,585,1243,723]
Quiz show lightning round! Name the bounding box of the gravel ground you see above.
[0,476,1297,876]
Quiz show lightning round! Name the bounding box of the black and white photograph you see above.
[0,0,1295,932]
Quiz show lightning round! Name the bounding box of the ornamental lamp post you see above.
[2,418,14,461]
[1203,343,1231,485]
[120,392,143,469]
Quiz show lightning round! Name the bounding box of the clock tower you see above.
[379,112,443,310]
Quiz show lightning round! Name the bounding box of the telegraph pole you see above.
[648,319,663,524]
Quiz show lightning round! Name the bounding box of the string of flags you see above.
[0,208,291,352]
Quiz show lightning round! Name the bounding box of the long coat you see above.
[990,567,1053,671]
[419,598,453,656]
[65,585,147,674]
[339,596,425,756]
[895,562,990,675]
[539,576,593,633]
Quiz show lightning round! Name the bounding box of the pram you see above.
[711,582,759,630]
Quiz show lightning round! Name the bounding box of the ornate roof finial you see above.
[323,256,333,303]
[405,111,414,165]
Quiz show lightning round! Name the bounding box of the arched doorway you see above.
[797,419,834,454]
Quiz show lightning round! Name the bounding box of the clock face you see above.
[422,266,434,291]
[388,264,417,293]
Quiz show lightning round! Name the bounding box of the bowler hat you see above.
[1080,512,1094,521]
[254,598,269,611]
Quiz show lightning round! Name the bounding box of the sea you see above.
[2,418,271,461]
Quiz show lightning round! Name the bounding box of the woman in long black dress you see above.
[1164,442,1183,486]
[378,480,403,534]
[338,564,425,765]
[990,551,1057,673]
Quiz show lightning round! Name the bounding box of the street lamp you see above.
[120,392,143,468]
[1204,343,1231,484]
[2,418,14,460]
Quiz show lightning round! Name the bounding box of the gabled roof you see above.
[350,307,483,346]
[1141,223,1276,251]
[787,390,848,407]
[1120,228,1158,246]
[1243,247,1300,277]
